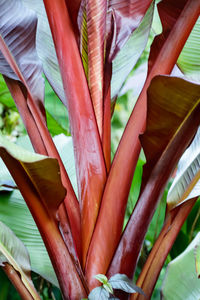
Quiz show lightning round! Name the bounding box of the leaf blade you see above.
[167,127,200,210]
[0,0,44,106]
[109,274,144,295]
[0,221,40,299]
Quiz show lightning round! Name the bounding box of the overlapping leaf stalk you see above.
[0,0,200,299]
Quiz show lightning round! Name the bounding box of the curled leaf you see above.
[0,221,40,299]
[167,127,200,210]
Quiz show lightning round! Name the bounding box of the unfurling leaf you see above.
[94,274,108,284]
[94,274,114,294]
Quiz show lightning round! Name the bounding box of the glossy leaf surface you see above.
[140,77,200,183]
[0,0,44,105]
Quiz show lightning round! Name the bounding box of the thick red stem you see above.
[103,63,112,172]
[132,198,196,300]
[84,0,200,289]
[4,77,48,156]
[3,264,35,300]
[1,152,87,300]
[0,35,81,253]
[107,102,200,279]
[43,0,107,267]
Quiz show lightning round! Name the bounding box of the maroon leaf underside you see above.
[107,76,200,280]
[107,0,153,62]
[85,0,200,290]
[43,0,107,269]
[0,0,45,115]
[148,0,187,75]
[0,33,81,245]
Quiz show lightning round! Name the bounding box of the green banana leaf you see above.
[0,220,40,299]
[0,133,77,286]
[167,127,200,210]
[161,233,200,300]
[177,17,200,83]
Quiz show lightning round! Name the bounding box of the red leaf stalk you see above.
[132,198,196,300]
[43,0,107,267]
[86,0,200,289]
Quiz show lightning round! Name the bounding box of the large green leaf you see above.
[0,133,66,216]
[0,157,15,191]
[167,127,200,210]
[0,133,77,286]
[177,17,200,83]
[16,134,78,196]
[161,233,200,300]
[0,190,58,287]
[0,220,40,299]
[0,74,16,110]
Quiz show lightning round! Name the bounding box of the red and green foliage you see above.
[0,0,200,299]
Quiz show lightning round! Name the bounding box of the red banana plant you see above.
[0,0,200,299]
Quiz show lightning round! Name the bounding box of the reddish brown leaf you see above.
[0,0,45,113]
[107,0,153,61]
[148,0,187,74]
[107,76,200,280]
[0,141,87,299]
[132,198,196,300]
[85,0,200,288]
